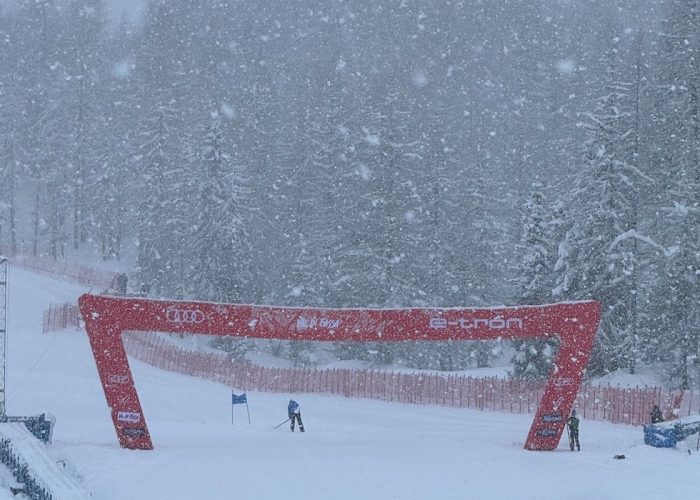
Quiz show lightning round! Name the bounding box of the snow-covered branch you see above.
[608,229,671,257]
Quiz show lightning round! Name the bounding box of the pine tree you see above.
[652,0,700,388]
[511,185,558,379]
[61,0,108,251]
[554,44,654,375]
[94,18,141,261]
[135,0,196,297]
[0,14,23,255]
[188,111,251,303]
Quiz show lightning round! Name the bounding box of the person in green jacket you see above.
[567,409,580,451]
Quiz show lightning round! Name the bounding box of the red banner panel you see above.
[78,294,600,451]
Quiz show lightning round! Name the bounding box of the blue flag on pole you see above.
[231,392,250,424]
[232,393,247,405]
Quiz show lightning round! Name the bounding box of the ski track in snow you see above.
[1,265,698,500]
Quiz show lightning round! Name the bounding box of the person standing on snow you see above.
[650,404,664,424]
[288,399,304,432]
[567,409,580,451]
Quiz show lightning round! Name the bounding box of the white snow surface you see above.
[2,265,699,499]
[0,423,90,499]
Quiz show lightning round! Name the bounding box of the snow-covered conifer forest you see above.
[0,0,697,387]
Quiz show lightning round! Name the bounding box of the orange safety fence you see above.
[10,254,118,290]
[42,301,697,427]
[121,328,693,426]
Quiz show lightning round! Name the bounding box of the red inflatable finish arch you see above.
[78,294,600,451]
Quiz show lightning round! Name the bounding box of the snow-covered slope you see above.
[4,265,699,500]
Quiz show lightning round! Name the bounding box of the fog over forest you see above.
[0,1,697,388]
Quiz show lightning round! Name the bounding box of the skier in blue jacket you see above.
[288,399,305,432]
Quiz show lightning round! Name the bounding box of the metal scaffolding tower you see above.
[0,256,7,417]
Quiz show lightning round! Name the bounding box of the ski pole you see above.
[274,418,291,429]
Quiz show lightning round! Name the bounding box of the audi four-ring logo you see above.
[165,306,206,324]
[552,377,574,387]
[108,374,130,384]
